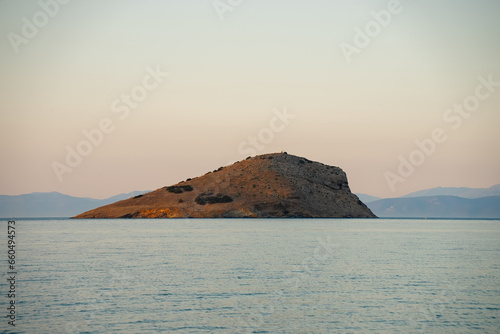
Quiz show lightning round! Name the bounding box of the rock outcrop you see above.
[73,153,376,218]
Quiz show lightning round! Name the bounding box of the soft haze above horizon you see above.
[1,0,499,199]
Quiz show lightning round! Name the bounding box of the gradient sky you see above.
[1,0,499,199]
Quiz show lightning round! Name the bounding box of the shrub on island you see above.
[195,193,233,205]
[166,185,194,193]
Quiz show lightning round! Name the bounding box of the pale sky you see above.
[1,0,499,199]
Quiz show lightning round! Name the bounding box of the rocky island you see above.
[73,153,376,218]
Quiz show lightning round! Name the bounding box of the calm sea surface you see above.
[1,218,499,333]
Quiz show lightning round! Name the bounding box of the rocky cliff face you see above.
[73,153,376,218]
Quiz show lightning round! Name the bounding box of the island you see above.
[73,153,376,218]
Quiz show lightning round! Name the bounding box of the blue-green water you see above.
[1,219,499,333]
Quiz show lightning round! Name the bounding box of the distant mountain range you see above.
[357,184,500,203]
[400,184,500,199]
[0,191,149,218]
[356,184,500,218]
[2,183,499,219]
[366,196,500,219]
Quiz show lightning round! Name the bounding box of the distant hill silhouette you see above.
[0,191,149,218]
[366,195,500,218]
[400,184,500,199]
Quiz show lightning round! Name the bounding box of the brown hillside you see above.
[73,153,376,218]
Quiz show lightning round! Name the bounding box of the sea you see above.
[1,218,499,333]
